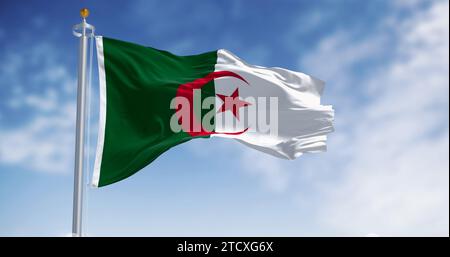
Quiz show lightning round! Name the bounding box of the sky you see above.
[0,0,448,236]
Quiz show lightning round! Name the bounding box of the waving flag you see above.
[93,36,334,187]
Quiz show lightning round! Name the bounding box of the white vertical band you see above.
[212,49,334,159]
[92,36,106,187]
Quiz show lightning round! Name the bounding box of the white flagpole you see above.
[72,8,94,237]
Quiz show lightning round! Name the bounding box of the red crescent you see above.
[175,71,249,137]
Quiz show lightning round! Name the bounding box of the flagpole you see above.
[72,8,94,237]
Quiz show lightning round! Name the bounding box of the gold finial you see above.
[80,8,89,19]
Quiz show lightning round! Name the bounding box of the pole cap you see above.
[80,8,89,18]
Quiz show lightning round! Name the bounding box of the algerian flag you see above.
[93,36,334,187]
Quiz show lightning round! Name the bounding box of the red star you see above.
[216,88,251,120]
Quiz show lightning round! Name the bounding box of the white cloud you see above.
[220,0,449,236]
[299,28,387,112]
[0,101,76,174]
[8,88,59,112]
[240,149,291,193]
[296,0,449,236]
[0,40,80,174]
[392,0,427,9]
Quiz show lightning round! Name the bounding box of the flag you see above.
[93,36,334,187]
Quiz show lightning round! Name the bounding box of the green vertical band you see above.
[98,37,217,187]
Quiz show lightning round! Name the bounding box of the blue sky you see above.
[0,0,448,236]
